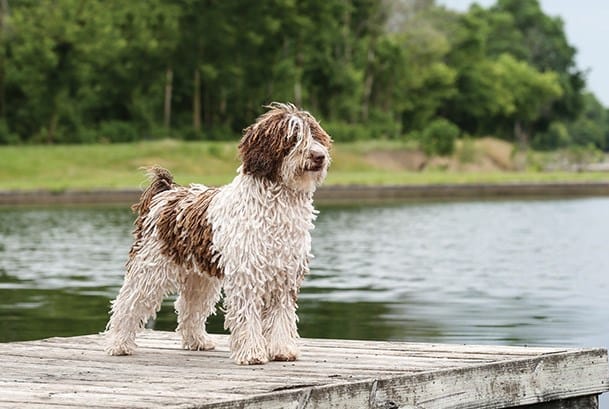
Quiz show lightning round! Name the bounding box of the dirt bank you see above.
[362,138,520,173]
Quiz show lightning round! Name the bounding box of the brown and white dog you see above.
[104,103,332,365]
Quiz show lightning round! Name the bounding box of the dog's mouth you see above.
[304,164,324,172]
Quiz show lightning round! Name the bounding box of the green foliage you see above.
[98,121,140,143]
[324,122,372,142]
[532,121,571,150]
[442,0,588,146]
[566,93,609,150]
[325,111,401,142]
[0,0,602,151]
[0,120,20,144]
[420,119,460,156]
[563,144,604,165]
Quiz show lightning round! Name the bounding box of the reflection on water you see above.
[1,199,608,352]
[0,206,132,341]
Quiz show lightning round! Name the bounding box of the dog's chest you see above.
[207,180,315,277]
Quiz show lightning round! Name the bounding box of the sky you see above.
[437,0,609,107]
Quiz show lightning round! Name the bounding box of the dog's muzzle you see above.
[306,151,327,172]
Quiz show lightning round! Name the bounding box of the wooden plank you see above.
[515,395,598,409]
[0,330,606,409]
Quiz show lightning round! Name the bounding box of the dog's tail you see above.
[131,166,175,216]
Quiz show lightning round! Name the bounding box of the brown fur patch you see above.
[129,167,175,258]
[155,187,224,278]
[239,111,296,182]
[239,103,332,182]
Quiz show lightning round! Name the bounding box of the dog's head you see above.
[238,102,332,192]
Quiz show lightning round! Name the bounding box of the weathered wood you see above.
[515,395,598,409]
[0,330,606,409]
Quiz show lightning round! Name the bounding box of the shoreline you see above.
[2,182,609,206]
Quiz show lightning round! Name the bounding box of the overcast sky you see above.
[436,0,609,107]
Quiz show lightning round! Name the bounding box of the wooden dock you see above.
[1,330,607,408]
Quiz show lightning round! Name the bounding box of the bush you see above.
[324,122,370,142]
[97,121,139,143]
[0,119,20,144]
[181,127,204,141]
[145,125,173,140]
[70,128,98,144]
[532,122,571,150]
[564,144,604,165]
[205,124,237,141]
[420,118,459,156]
[180,125,237,141]
[323,119,401,142]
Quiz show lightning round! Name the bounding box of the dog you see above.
[104,103,332,365]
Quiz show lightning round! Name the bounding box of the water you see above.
[305,199,609,349]
[1,198,608,402]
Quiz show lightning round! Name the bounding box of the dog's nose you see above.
[311,151,326,164]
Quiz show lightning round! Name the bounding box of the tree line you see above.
[0,0,607,152]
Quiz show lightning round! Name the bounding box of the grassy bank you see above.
[1,139,608,191]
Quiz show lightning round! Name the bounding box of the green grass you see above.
[1,139,607,191]
[0,140,240,190]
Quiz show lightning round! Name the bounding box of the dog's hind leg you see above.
[105,261,176,356]
[175,272,222,351]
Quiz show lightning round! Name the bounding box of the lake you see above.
[1,197,608,350]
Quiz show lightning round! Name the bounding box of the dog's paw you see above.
[235,355,269,365]
[105,344,135,356]
[269,343,300,362]
[182,336,216,351]
[271,352,298,362]
[232,347,270,365]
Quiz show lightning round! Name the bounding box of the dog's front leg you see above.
[223,283,268,365]
[263,290,300,362]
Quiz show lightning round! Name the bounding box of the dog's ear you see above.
[238,108,295,182]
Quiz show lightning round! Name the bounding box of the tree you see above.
[0,0,9,120]
[4,0,180,142]
[493,54,563,146]
[0,0,600,147]
[442,1,572,144]
[489,0,585,131]
[566,93,609,150]
[371,1,457,133]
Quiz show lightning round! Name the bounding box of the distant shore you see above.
[2,182,609,207]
